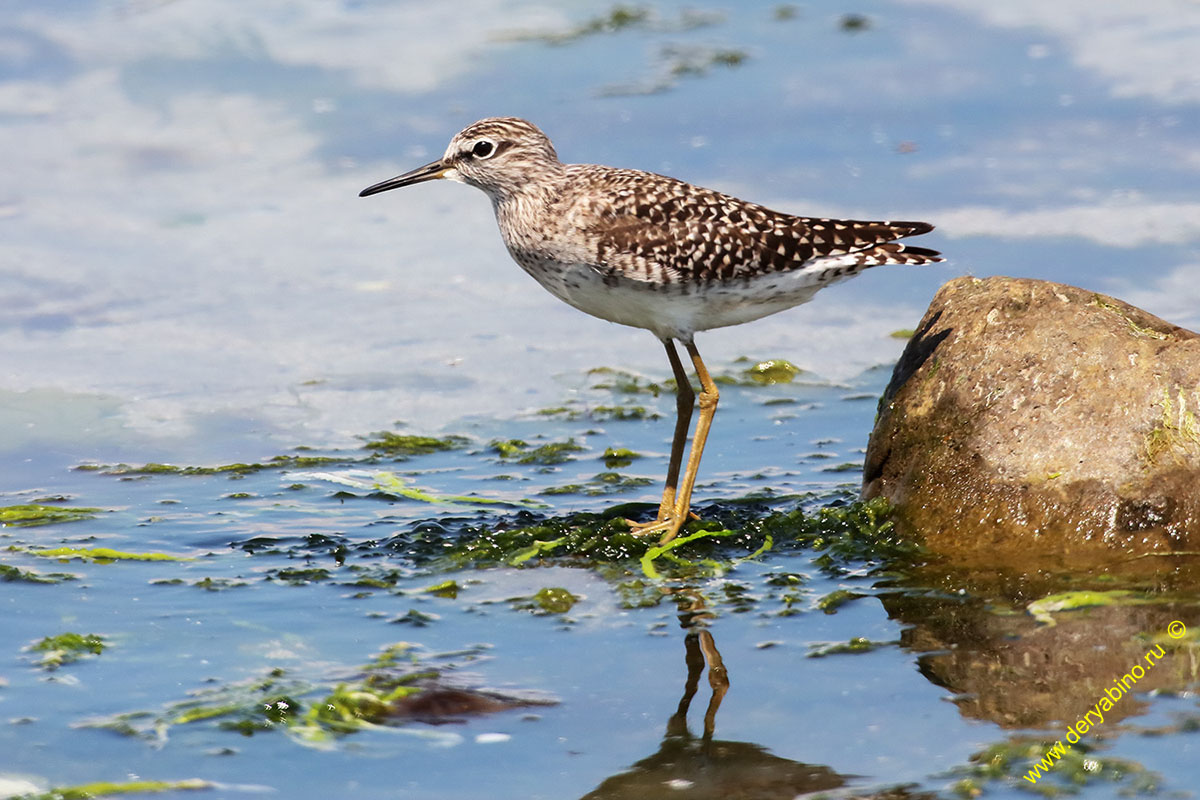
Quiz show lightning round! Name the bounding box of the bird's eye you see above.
[471,140,496,158]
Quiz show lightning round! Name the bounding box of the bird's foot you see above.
[625,510,700,544]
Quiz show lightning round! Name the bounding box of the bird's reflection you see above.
[578,587,849,800]
[670,586,729,741]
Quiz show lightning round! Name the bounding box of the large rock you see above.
[864,276,1200,567]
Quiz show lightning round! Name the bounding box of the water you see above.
[3,1,1200,798]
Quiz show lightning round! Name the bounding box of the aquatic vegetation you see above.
[421,579,461,598]
[601,447,641,468]
[268,567,333,585]
[1143,386,1200,466]
[23,547,188,563]
[587,367,666,396]
[16,778,212,800]
[839,13,871,32]
[502,4,722,46]
[361,433,471,456]
[29,632,106,671]
[75,454,348,477]
[1026,590,1149,626]
[291,469,545,508]
[0,504,101,527]
[947,736,1161,798]
[0,563,77,583]
[600,44,749,96]
[433,495,914,591]
[541,472,653,496]
[737,358,803,385]
[815,589,861,614]
[590,405,658,421]
[531,587,580,614]
[807,637,896,657]
[78,643,553,750]
[490,438,586,465]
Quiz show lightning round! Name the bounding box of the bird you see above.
[360,117,942,543]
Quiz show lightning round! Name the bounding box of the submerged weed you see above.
[947,736,1161,797]
[17,778,212,799]
[427,495,915,587]
[0,504,101,527]
[0,563,77,583]
[541,472,653,496]
[29,632,106,670]
[23,546,188,563]
[362,433,470,456]
[491,438,586,465]
[737,357,803,385]
[601,447,641,468]
[79,642,552,748]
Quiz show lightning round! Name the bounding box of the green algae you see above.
[438,496,912,588]
[0,504,101,527]
[491,438,585,465]
[947,736,1161,798]
[601,43,749,96]
[806,637,894,657]
[541,472,653,496]
[587,367,665,396]
[23,546,188,563]
[1144,386,1200,466]
[421,579,461,598]
[294,470,546,508]
[816,589,860,614]
[590,404,658,421]
[19,778,213,800]
[504,4,720,46]
[390,609,438,627]
[1026,589,1149,626]
[820,461,862,473]
[640,529,725,580]
[269,567,333,585]
[601,447,641,468]
[511,587,581,615]
[1090,294,1171,341]
[362,433,470,456]
[535,405,584,421]
[30,632,106,670]
[80,666,312,744]
[0,563,78,583]
[150,576,248,591]
[75,454,347,477]
[80,641,555,747]
[738,358,803,385]
[839,13,870,31]
[370,471,542,507]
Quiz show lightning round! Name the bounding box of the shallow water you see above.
[3,1,1200,798]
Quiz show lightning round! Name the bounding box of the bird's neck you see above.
[489,167,566,217]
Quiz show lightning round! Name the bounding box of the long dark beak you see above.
[359,160,449,197]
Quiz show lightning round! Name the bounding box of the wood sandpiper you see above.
[360,117,942,543]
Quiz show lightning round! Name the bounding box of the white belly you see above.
[514,257,836,342]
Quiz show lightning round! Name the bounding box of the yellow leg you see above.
[628,338,718,543]
[657,339,694,521]
[661,340,718,542]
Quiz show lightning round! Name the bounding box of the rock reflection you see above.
[883,580,1199,730]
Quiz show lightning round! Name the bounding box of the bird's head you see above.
[359,117,562,202]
